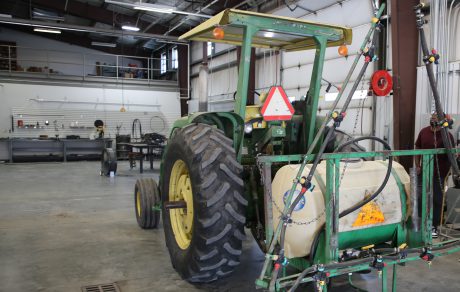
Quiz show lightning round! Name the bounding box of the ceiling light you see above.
[121,25,140,32]
[134,6,174,14]
[0,14,12,18]
[33,15,65,22]
[91,41,117,48]
[34,28,61,34]
[105,0,210,18]
[134,2,175,14]
[263,31,275,38]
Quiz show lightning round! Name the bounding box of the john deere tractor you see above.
[134,5,460,291]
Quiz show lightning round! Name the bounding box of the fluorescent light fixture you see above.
[33,15,65,21]
[0,14,12,18]
[32,13,65,21]
[263,31,275,38]
[134,2,175,13]
[325,90,368,102]
[33,27,61,34]
[91,41,117,48]
[105,0,210,18]
[121,25,140,32]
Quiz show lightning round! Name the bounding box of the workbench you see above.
[0,138,112,162]
[128,143,163,173]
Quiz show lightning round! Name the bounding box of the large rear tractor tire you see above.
[162,124,247,283]
[135,178,160,229]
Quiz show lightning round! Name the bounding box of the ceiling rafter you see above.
[29,0,177,35]
[5,23,150,57]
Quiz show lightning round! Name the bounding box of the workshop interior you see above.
[0,1,460,292]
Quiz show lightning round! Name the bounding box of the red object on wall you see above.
[371,70,393,96]
[17,120,23,127]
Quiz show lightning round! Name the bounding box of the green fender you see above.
[169,112,244,154]
[159,112,245,191]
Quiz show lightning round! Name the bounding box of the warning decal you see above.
[260,86,295,121]
[352,200,385,227]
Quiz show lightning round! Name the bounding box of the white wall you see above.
[0,81,181,138]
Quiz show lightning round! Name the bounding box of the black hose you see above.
[431,240,460,251]
[293,240,460,291]
[326,257,374,270]
[415,5,460,185]
[309,137,392,263]
[289,257,375,292]
[287,267,317,292]
[335,136,393,217]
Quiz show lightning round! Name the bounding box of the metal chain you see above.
[337,82,367,189]
[256,155,325,226]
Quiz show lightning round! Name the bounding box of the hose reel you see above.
[371,70,393,96]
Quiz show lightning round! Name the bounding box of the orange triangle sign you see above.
[260,86,295,121]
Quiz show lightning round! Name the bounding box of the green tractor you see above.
[134,6,460,291]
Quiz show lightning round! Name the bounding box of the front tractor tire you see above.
[135,178,160,229]
[162,124,247,283]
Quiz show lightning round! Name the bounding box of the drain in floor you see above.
[81,283,120,292]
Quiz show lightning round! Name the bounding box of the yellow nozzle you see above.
[361,244,375,250]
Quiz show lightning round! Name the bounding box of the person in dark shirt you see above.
[415,113,455,238]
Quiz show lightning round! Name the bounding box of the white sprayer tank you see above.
[272,160,410,259]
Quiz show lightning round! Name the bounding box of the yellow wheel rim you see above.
[136,190,141,218]
[169,159,194,250]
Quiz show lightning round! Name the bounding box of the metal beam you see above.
[30,0,170,35]
[178,44,189,116]
[390,0,419,170]
[236,46,256,105]
[0,16,187,44]
[2,24,148,56]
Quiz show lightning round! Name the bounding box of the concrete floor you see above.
[0,161,459,292]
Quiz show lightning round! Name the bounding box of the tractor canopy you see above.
[179,9,352,51]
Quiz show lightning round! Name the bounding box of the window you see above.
[171,47,178,69]
[207,42,214,56]
[160,52,167,74]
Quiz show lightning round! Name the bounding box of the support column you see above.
[198,42,209,112]
[234,26,257,117]
[391,0,419,170]
[177,45,189,116]
[236,47,256,105]
[304,36,327,152]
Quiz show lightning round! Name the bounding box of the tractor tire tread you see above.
[162,123,246,283]
[135,178,160,229]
